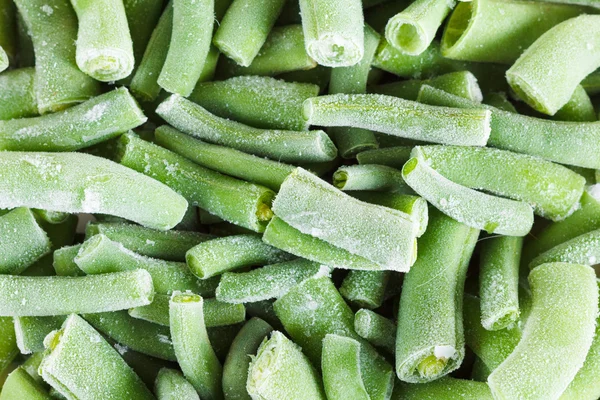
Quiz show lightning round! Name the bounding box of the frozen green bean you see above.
[553,85,597,122]
[321,334,369,400]
[155,368,199,400]
[0,68,38,120]
[354,309,396,354]
[0,318,17,379]
[582,69,600,95]
[529,228,600,269]
[373,40,451,79]
[0,367,51,400]
[333,164,413,194]
[52,245,83,277]
[13,316,65,355]
[392,377,494,400]
[484,92,517,112]
[340,270,390,309]
[356,146,413,169]
[0,0,16,66]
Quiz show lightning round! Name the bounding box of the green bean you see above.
[304,94,491,146]
[189,76,319,131]
[356,146,413,169]
[0,367,51,400]
[298,0,364,67]
[52,245,83,277]
[0,68,38,120]
[40,314,154,400]
[157,95,337,163]
[488,263,598,399]
[582,69,600,95]
[278,64,332,89]
[0,88,146,151]
[13,0,100,114]
[158,0,213,96]
[372,40,451,79]
[222,318,273,400]
[396,209,478,382]
[169,293,223,400]
[15,11,34,68]
[244,300,282,330]
[529,228,600,269]
[553,85,597,122]
[0,0,16,66]
[20,352,45,385]
[273,276,394,400]
[484,92,517,112]
[340,271,390,309]
[354,309,396,354]
[0,318,17,379]
[321,334,369,400]
[117,133,275,232]
[216,259,326,303]
[333,164,413,194]
[392,377,494,400]
[155,368,199,400]
[154,125,294,191]
[13,316,64,355]
[364,0,409,33]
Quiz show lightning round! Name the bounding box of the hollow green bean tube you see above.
[40,314,154,400]
[529,229,600,269]
[158,0,214,96]
[553,85,597,122]
[273,167,418,271]
[396,209,478,383]
[321,334,370,400]
[354,309,396,354]
[506,15,600,115]
[70,0,134,81]
[0,68,38,120]
[392,377,494,400]
[155,368,199,400]
[117,133,274,232]
[189,76,319,131]
[488,263,598,399]
[0,152,187,230]
[333,164,413,194]
[169,293,223,400]
[0,366,51,400]
[157,95,337,163]
[441,0,585,64]
[385,0,455,56]
[340,271,390,309]
[304,94,491,146]
[13,0,100,114]
[0,87,146,152]
[222,318,273,400]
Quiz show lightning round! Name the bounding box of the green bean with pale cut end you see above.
[321,334,370,400]
[0,151,187,230]
[340,271,390,309]
[157,94,337,163]
[273,167,418,271]
[396,209,478,383]
[0,87,146,152]
[529,228,600,269]
[52,245,83,277]
[385,0,455,56]
[155,125,294,192]
[274,276,394,400]
[304,94,491,146]
[155,368,199,400]
[186,234,293,280]
[14,316,65,354]
[70,0,134,81]
[506,15,600,115]
[117,133,274,232]
[247,331,326,400]
[0,208,50,275]
[222,318,273,400]
[333,164,413,194]
[0,68,38,120]
[488,263,598,400]
[189,76,319,131]
[392,377,494,400]
[169,293,223,400]
[40,314,154,400]
[0,366,51,400]
[158,0,213,96]
[553,84,597,122]
[13,0,100,114]
[354,309,396,354]
[356,146,413,169]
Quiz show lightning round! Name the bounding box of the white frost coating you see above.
[434,345,456,359]
[41,4,54,15]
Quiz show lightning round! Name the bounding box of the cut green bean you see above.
[553,84,597,122]
[216,259,326,304]
[70,0,134,81]
[0,367,51,400]
[373,40,451,79]
[155,368,199,400]
[529,228,600,269]
[158,0,213,96]
[157,94,337,163]
[321,334,370,400]
[155,125,294,192]
[304,93,491,146]
[582,69,600,96]
[13,0,100,113]
[117,133,275,232]
[396,209,478,383]
[52,245,83,277]
[0,87,146,151]
[0,68,38,120]
[0,152,187,230]
[340,271,390,309]
[169,293,223,400]
[278,64,332,89]
[298,0,364,67]
[333,164,413,194]
[484,92,517,112]
[392,377,494,400]
[13,316,65,355]
[354,309,396,354]
[0,0,16,66]
[222,318,273,400]
[356,146,413,169]
[189,76,319,131]
[274,276,394,400]
[0,318,17,378]
[488,263,598,399]
[506,15,600,115]
[40,314,154,400]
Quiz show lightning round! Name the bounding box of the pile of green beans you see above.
[1,0,600,399]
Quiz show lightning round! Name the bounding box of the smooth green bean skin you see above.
[222,318,273,400]
[70,0,134,81]
[0,88,146,151]
[155,368,199,400]
[13,0,100,114]
[189,76,319,131]
[0,68,38,120]
[117,133,274,233]
[340,270,390,309]
[13,316,64,354]
[354,309,396,354]
[356,146,413,169]
[321,334,370,400]
[158,0,214,96]
[304,93,491,146]
[274,276,394,400]
[0,151,187,230]
[155,125,294,192]
[333,164,413,194]
[392,377,494,400]
[40,315,154,400]
[0,367,51,400]
[157,94,337,163]
[169,293,223,400]
[506,15,600,115]
[488,263,598,400]
[529,229,600,269]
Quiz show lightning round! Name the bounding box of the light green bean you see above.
[321,334,370,400]
[354,309,396,354]
[340,271,390,309]
[0,68,38,120]
[155,368,199,400]
[0,367,51,400]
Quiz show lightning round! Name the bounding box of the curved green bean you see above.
[529,228,600,269]
[322,334,370,400]
[553,84,597,122]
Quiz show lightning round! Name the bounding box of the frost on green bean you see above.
[52,245,84,277]
[553,85,597,122]
[354,309,396,355]
[155,368,199,400]
[392,377,494,400]
[356,146,413,169]
[0,317,18,377]
[340,271,390,310]
[13,316,65,355]
[0,366,51,400]
[0,68,38,120]
[321,334,370,400]
[333,164,414,194]
[529,228,600,269]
